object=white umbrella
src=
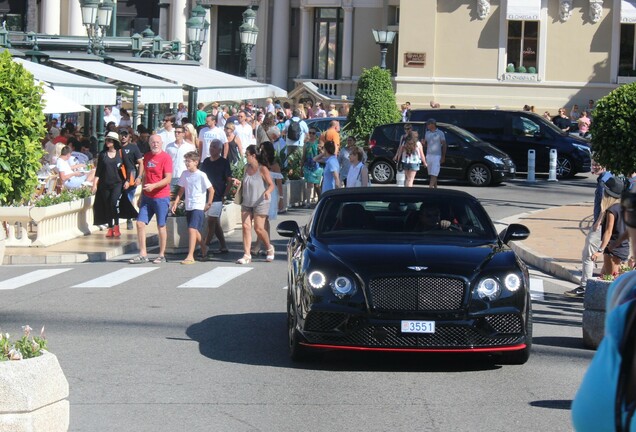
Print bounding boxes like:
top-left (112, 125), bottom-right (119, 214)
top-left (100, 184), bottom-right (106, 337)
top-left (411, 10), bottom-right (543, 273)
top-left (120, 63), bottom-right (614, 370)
top-left (40, 83), bottom-right (90, 114)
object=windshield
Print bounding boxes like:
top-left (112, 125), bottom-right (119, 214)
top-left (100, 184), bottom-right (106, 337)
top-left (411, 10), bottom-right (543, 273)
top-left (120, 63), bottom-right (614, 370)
top-left (527, 113), bottom-right (565, 136)
top-left (315, 196), bottom-right (497, 241)
top-left (445, 125), bottom-right (482, 143)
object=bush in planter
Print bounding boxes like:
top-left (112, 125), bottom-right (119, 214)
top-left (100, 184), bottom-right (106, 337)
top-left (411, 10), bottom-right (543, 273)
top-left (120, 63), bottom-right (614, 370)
top-left (0, 325), bottom-right (47, 361)
top-left (346, 66), bottom-right (401, 142)
top-left (0, 51), bottom-right (46, 206)
top-left (527, 66), bottom-right (537, 74)
top-left (591, 82), bottom-right (636, 175)
top-left (516, 65), bottom-right (527, 73)
top-left (32, 187), bottom-right (92, 207)
top-left (506, 63), bottom-right (515, 73)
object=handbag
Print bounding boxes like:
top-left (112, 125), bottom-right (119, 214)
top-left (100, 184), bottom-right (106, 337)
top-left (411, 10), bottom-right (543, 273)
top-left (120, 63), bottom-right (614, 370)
top-left (234, 180), bottom-right (243, 205)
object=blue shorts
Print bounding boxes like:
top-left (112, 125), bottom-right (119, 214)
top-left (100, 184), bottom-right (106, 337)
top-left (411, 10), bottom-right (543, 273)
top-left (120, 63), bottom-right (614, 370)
top-left (403, 163), bottom-right (420, 172)
top-left (186, 209), bottom-right (205, 231)
top-left (138, 195), bottom-right (170, 227)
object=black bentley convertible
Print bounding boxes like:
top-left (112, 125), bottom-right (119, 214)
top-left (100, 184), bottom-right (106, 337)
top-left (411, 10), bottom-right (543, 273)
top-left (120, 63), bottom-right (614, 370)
top-left (277, 187), bottom-right (532, 364)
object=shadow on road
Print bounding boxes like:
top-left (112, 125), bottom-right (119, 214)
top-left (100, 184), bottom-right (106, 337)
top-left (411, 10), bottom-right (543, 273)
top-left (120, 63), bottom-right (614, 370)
top-left (185, 313), bottom-right (503, 372)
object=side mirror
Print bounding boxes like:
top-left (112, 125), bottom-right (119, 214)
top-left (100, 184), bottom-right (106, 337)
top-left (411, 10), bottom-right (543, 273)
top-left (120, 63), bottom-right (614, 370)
top-left (277, 220), bottom-right (301, 238)
top-left (500, 223), bottom-right (530, 244)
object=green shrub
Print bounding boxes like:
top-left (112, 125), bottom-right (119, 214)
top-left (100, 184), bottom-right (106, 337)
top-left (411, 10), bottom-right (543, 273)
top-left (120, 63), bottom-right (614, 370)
top-left (516, 66), bottom-right (527, 73)
top-left (346, 66), bottom-right (401, 141)
top-left (527, 66), bottom-right (537, 74)
top-left (0, 51), bottom-right (46, 205)
top-left (591, 82), bottom-right (636, 175)
top-left (33, 187), bottom-right (91, 207)
top-left (506, 64), bottom-right (515, 73)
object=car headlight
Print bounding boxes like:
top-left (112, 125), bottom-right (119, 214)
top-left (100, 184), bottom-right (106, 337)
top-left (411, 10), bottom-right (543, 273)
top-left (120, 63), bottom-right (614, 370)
top-left (331, 276), bottom-right (356, 298)
top-left (476, 277), bottom-right (501, 301)
top-left (573, 143), bottom-right (591, 155)
top-left (308, 271), bottom-right (327, 289)
top-left (504, 274), bottom-right (521, 292)
top-left (484, 155), bottom-right (503, 165)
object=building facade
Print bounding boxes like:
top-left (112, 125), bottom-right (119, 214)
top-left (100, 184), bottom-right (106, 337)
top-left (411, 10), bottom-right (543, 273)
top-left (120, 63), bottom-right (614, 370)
top-left (4, 0), bottom-right (634, 111)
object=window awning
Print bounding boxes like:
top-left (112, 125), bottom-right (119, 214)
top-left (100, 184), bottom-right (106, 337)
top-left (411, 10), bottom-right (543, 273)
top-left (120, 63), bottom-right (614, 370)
top-left (40, 82), bottom-right (90, 114)
top-left (506, 0), bottom-right (542, 20)
top-left (622, 0), bottom-right (636, 23)
top-left (13, 58), bottom-right (116, 106)
top-left (52, 59), bottom-right (183, 104)
top-left (117, 62), bottom-right (287, 102)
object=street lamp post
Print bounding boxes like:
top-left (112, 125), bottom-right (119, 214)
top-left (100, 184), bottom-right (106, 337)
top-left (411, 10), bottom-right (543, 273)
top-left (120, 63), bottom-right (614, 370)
top-left (186, 3), bottom-right (209, 62)
top-left (371, 29), bottom-right (397, 70)
top-left (79, 0), bottom-right (114, 56)
top-left (239, 7), bottom-right (258, 79)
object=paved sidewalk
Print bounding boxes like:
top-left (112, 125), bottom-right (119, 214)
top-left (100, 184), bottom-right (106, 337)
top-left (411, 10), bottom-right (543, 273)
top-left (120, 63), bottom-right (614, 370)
top-left (2, 203), bottom-right (594, 286)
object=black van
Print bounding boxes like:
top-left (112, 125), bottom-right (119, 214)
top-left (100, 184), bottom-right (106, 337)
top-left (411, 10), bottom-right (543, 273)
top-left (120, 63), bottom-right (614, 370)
top-left (409, 109), bottom-right (591, 178)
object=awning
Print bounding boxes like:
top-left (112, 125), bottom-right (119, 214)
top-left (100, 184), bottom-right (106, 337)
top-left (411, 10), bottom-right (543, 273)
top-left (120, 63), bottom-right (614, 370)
top-left (622, 0), bottom-right (636, 23)
top-left (52, 59), bottom-right (183, 104)
top-left (506, 0), bottom-right (541, 20)
top-left (40, 83), bottom-right (90, 114)
top-left (118, 62), bottom-right (287, 102)
top-left (13, 58), bottom-right (116, 106)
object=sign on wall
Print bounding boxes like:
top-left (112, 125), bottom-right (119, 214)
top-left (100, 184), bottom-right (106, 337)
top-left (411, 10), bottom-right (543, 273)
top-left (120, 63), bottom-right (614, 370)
top-left (404, 52), bottom-right (426, 68)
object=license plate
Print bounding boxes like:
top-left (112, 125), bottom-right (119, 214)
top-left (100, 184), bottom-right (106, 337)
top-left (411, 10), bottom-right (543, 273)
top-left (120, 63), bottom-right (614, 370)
top-left (401, 320), bottom-right (435, 334)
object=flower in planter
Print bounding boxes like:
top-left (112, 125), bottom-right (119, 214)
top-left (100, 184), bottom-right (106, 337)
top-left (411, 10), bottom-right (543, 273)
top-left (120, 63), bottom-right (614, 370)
top-left (0, 325), bottom-right (48, 361)
top-left (30, 187), bottom-right (92, 207)
top-left (600, 263), bottom-right (634, 281)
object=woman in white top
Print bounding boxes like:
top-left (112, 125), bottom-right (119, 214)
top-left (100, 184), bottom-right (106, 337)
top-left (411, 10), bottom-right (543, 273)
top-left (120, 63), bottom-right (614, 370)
top-left (256, 141), bottom-right (284, 255)
top-left (395, 131), bottom-right (426, 187)
top-left (345, 146), bottom-right (368, 187)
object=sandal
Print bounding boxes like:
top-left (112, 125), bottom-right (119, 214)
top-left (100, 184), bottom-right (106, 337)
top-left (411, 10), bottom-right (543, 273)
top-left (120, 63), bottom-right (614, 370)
top-left (129, 255), bottom-right (149, 264)
top-left (152, 256), bottom-right (167, 264)
top-left (236, 254), bottom-right (252, 265)
top-left (180, 259), bottom-right (196, 265)
top-left (266, 246), bottom-right (275, 262)
top-left (212, 248), bottom-right (229, 254)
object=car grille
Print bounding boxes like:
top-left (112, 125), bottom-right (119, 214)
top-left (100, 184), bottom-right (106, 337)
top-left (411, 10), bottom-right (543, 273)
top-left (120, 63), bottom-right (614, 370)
top-left (369, 276), bottom-right (465, 311)
top-left (484, 314), bottom-right (523, 333)
top-left (306, 325), bottom-right (520, 348)
top-left (305, 312), bottom-right (347, 332)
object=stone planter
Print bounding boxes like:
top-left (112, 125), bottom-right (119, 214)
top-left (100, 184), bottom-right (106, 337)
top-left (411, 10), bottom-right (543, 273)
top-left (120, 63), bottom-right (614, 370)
top-left (582, 278), bottom-right (612, 349)
top-left (0, 351), bottom-right (70, 431)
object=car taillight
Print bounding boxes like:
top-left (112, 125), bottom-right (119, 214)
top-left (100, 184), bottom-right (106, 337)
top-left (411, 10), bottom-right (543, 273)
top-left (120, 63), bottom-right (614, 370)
top-left (369, 139), bottom-right (376, 149)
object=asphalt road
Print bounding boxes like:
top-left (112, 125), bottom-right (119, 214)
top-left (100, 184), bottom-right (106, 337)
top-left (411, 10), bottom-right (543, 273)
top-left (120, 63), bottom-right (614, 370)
top-left (0, 174), bottom-right (596, 432)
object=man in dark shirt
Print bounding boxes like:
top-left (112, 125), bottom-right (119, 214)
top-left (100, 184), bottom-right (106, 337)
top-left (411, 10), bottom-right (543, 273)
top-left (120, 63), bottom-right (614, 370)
top-left (199, 138), bottom-right (233, 255)
top-left (552, 107), bottom-right (571, 132)
top-left (121, 129), bottom-right (144, 230)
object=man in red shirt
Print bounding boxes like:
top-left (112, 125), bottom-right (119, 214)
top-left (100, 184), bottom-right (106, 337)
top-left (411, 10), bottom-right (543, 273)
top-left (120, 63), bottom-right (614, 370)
top-left (130, 134), bottom-right (173, 264)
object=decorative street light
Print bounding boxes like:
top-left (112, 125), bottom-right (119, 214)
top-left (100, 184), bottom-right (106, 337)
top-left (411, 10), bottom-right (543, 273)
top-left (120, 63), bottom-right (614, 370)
top-left (239, 7), bottom-right (259, 79)
top-left (371, 29), bottom-right (397, 70)
top-left (79, 0), bottom-right (114, 56)
top-left (186, 3), bottom-right (209, 62)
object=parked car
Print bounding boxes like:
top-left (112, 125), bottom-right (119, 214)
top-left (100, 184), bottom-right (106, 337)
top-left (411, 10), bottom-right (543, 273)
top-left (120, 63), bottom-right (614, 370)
top-left (409, 109), bottom-right (591, 178)
top-left (304, 116), bottom-right (348, 135)
top-left (367, 122), bottom-right (516, 186)
top-left (277, 187), bottom-right (532, 364)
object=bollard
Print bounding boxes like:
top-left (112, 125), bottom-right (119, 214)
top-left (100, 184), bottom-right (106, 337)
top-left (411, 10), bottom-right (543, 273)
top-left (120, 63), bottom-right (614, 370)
top-left (526, 149), bottom-right (536, 183)
top-left (396, 169), bottom-right (405, 187)
top-left (548, 149), bottom-right (558, 181)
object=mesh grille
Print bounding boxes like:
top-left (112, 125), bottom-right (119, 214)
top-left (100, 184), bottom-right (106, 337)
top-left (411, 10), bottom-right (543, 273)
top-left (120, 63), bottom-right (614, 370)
top-left (369, 276), bottom-right (465, 311)
top-left (304, 312), bottom-right (347, 332)
top-left (484, 314), bottom-right (523, 333)
top-left (307, 325), bottom-right (520, 348)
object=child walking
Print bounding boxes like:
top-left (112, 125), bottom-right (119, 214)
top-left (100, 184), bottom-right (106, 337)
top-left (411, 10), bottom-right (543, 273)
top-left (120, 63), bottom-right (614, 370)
top-left (171, 151), bottom-right (214, 264)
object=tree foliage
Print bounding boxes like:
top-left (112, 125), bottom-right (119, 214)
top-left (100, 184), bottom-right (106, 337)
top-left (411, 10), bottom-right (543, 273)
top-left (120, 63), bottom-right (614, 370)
top-left (591, 83), bottom-right (636, 176)
top-left (346, 66), bottom-right (401, 141)
top-left (0, 51), bottom-right (46, 205)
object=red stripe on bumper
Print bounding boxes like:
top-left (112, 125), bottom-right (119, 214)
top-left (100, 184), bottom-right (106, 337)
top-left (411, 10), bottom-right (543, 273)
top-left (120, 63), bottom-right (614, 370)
top-left (299, 343), bottom-right (527, 353)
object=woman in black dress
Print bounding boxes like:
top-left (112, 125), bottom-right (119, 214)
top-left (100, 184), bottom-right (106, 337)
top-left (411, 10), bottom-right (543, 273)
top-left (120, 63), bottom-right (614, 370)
top-left (92, 132), bottom-right (137, 237)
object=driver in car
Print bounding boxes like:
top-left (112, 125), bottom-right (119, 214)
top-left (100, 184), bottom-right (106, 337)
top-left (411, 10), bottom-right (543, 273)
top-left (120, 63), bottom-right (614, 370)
top-left (413, 203), bottom-right (455, 231)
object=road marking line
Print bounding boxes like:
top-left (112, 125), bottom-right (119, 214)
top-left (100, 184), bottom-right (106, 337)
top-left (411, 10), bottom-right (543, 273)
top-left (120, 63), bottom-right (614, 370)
top-left (178, 266), bottom-right (252, 288)
top-left (72, 267), bottom-right (158, 288)
top-left (0, 268), bottom-right (73, 290)
top-left (530, 277), bottom-right (544, 300)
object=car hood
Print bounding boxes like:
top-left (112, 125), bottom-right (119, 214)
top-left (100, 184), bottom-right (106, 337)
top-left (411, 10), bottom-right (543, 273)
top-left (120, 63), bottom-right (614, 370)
top-left (472, 141), bottom-right (511, 160)
top-left (324, 242), bottom-right (500, 278)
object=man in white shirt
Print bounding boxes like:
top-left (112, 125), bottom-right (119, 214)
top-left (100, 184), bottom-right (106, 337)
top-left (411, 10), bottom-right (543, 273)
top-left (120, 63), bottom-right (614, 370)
top-left (265, 98), bottom-right (275, 114)
top-left (284, 108), bottom-right (309, 155)
top-left (157, 114), bottom-right (176, 151)
top-left (55, 145), bottom-right (96, 189)
top-left (175, 103), bottom-right (188, 126)
top-left (198, 114), bottom-right (227, 161)
top-left (234, 110), bottom-right (254, 151)
top-left (103, 106), bottom-right (119, 127)
top-left (166, 124), bottom-right (197, 189)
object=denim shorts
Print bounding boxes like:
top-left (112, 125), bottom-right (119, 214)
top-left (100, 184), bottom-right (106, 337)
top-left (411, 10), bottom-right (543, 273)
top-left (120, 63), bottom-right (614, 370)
top-left (138, 195), bottom-right (170, 227)
top-left (186, 209), bottom-right (205, 231)
top-left (402, 163), bottom-right (420, 172)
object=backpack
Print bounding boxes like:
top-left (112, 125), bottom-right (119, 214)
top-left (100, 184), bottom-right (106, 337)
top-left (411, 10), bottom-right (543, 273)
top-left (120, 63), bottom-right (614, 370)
top-left (287, 119), bottom-right (301, 141)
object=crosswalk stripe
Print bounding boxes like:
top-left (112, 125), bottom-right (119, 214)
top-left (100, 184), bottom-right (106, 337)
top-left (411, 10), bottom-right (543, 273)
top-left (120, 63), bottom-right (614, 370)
top-left (0, 268), bottom-right (73, 290)
top-left (178, 266), bottom-right (252, 288)
top-left (530, 277), bottom-right (544, 300)
top-left (72, 267), bottom-right (158, 288)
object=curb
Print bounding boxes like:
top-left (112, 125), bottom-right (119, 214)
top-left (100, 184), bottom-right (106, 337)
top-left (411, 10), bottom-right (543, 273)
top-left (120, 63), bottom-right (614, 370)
top-left (496, 211), bottom-right (581, 285)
